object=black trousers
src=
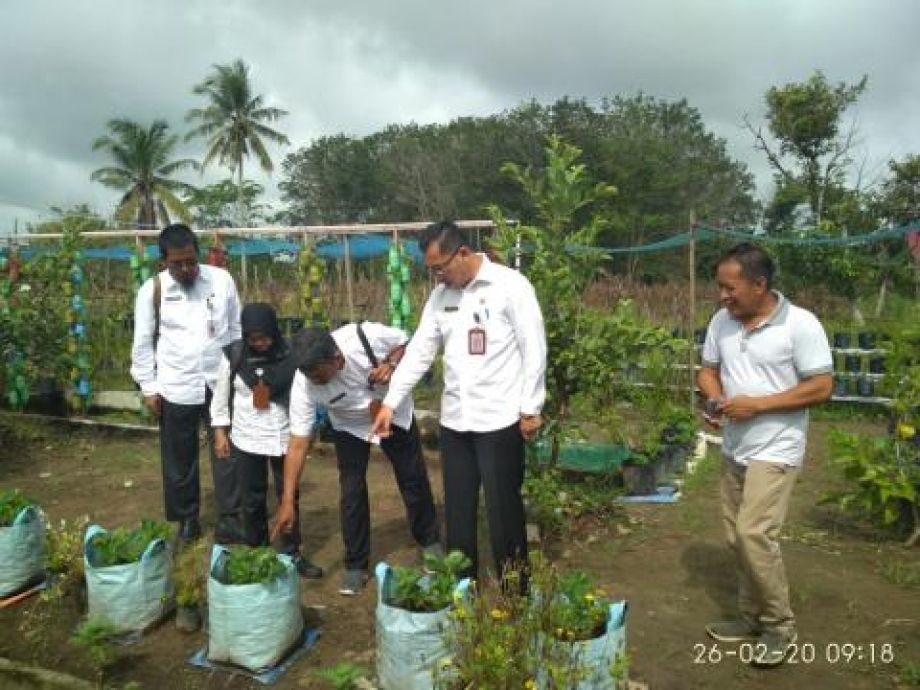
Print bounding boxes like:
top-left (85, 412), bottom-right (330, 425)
top-left (440, 422), bottom-right (527, 580)
top-left (159, 390), bottom-right (239, 526)
top-left (233, 445), bottom-right (301, 554)
top-left (333, 419), bottom-right (439, 570)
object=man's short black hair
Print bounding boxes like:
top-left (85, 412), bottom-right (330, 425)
top-left (291, 327), bottom-right (340, 372)
top-left (716, 242), bottom-right (775, 288)
top-left (158, 224), bottom-right (199, 258)
top-left (418, 220), bottom-right (468, 255)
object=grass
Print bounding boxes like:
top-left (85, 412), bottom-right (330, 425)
top-left (879, 556), bottom-right (920, 589)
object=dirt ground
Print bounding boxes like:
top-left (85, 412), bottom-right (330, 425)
top-left (0, 413), bottom-right (918, 689)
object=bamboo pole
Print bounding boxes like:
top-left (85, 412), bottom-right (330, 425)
top-left (344, 234), bottom-right (355, 322)
top-left (688, 213), bottom-right (697, 411)
top-left (22, 220), bottom-right (496, 241)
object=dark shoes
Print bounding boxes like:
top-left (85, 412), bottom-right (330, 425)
top-left (179, 517), bottom-right (202, 544)
top-left (338, 569), bottom-right (370, 595)
top-left (706, 619), bottom-right (759, 642)
top-left (752, 629), bottom-right (798, 668)
top-left (291, 554), bottom-right (324, 579)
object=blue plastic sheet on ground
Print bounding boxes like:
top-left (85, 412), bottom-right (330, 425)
top-left (616, 488), bottom-right (681, 504)
top-left (188, 626), bottom-right (321, 685)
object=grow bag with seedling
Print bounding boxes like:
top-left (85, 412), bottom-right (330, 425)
top-left (0, 491), bottom-right (46, 597)
top-left (375, 553), bottom-right (471, 690)
top-left (539, 599), bottom-right (629, 690)
top-left (83, 522), bottom-right (174, 634)
top-left (207, 545), bottom-right (303, 673)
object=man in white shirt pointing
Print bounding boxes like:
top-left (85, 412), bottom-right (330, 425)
top-left (273, 323), bottom-right (441, 595)
top-left (370, 221), bottom-right (547, 581)
top-left (130, 224), bottom-right (242, 544)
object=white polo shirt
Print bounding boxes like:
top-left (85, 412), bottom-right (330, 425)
top-left (701, 292), bottom-right (832, 467)
top-left (383, 255), bottom-right (547, 433)
top-left (131, 265), bottom-right (242, 405)
top-left (289, 322), bottom-right (413, 442)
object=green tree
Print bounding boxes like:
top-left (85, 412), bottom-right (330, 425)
top-left (185, 178), bottom-right (268, 228)
top-left (878, 154), bottom-right (920, 225)
top-left (186, 58), bottom-right (289, 225)
top-left (488, 137), bottom-right (613, 459)
top-left (279, 134), bottom-right (383, 224)
top-left (748, 70), bottom-right (868, 226)
top-left (596, 94), bottom-right (757, 279)
top-left (91, 119), bottom-right (198, 228)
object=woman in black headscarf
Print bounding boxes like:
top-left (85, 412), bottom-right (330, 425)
top-left (210, 303), bottom-right (322, 579)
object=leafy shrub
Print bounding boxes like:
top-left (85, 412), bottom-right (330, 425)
top-left (174, 540), bottom-right (207, 606)
top-left (90, 520), bottom-right (172, 566)
top-left (436, 552), bottom-right (624, 689)
top-left (522, 464), bottom-right (618, 536)
top-left (389, 550), bottom-right (471, 612)
top-left (70, 618), bottom-right (121, 683)
top-left (548, 570), bottom-right (612, 642)
top-left (0, 489), bottom-right (34, 526)
top-left (222, 545), bottom-right (286, 585)
top-left (316, 662), bottom-right (370, 689)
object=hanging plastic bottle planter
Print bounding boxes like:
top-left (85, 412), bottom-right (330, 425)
top-left (1, 254), bottom-right (29, 411)
top-left (387, 239), bottom-right (412, 329)
top-left (298, 245), bottom-right (327, 327)
top-left (68, 250), bottom-right (92, 413)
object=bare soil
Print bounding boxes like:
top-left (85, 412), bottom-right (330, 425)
top-left (0, 413), bottom-right (917, 689)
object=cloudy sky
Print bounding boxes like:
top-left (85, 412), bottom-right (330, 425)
top-left (1, 0), bottom-right (918, 234)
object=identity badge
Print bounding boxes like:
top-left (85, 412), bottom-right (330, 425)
top-left (468, 327), bottom-right (487, 355)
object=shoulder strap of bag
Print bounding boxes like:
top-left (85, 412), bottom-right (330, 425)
top-left (152, 273), bottom-right (161, 351)
top-left (355, 322), bottom-right (378, 368)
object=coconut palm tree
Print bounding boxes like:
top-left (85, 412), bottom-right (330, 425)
top-left (91, 118), bottom-right (199, 228)
top-left (185, 59), bottom-right (290, 225)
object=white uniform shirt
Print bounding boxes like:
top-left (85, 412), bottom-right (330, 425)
top-left (289, 323), bottom-right (413, 441)
top-left (701, 292), bottom-right (833, 467)
top-left (383, 255), bottom-right (547, 433)
top-left (209, 354), bottom-right (291, 457)
top-left (130, 265), bottom-right (242, 405)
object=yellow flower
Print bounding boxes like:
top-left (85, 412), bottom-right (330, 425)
top-left (584, 593), bottom-right (595, 602)
top-left (490, 608), bottom-right (509, 621)
top-left (524, 679), bottom-right (537, 690)
top-left (898, 423), bottom-right (916, 440)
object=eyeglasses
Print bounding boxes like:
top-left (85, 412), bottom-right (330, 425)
top-left (166, 258), bottom-right (198, 271)
top-left (427, 247), bottom-right (461, 276)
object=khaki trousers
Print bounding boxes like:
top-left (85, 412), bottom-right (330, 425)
top-left (721, 457), bottom-right (799, 633)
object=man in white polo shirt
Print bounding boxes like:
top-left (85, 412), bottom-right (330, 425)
top-left (698, 242), bottom-right (833, 667)
top-left (370, 220), bottom-right (547, 583)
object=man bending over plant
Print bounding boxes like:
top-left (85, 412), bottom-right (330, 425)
top-left (272, 323), bottom-right (441, 596)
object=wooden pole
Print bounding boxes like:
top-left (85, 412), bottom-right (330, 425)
top-left (344, 234), bottom-right (355, 322)
top-left (688, 212), bottom-right (697, 411)
top-left (241, 244), bottom-right (248, 301)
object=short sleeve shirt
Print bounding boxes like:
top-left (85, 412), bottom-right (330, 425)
top-left (701, 292), bottom-right (833, 466)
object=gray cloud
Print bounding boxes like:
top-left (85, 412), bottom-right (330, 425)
top-left (1, 0), bottom-right (918, 232)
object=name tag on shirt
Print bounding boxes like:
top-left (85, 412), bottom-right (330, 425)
top-left (468, 327), bottom-right (487, 355)
top-left (252, 381), bottom-right (271, 409)
top-left (444, 306), bottom-right (459, 312)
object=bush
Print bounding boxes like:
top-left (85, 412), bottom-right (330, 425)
top-left (0, 489), bottom-right (34, 526)
top-left (388, 550), bottom-right (471, 613)
top-left (89, 520), bottom-right (172, 566)
top-left (221, 546), bottom-right (286, 585)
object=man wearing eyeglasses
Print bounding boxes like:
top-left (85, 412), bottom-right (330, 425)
top-left (698, 242), bottom-right (832, 667)
top-left (370, 221), bottom-right (547, 582)
top-left (131, 224), bottom-right (242, 544)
